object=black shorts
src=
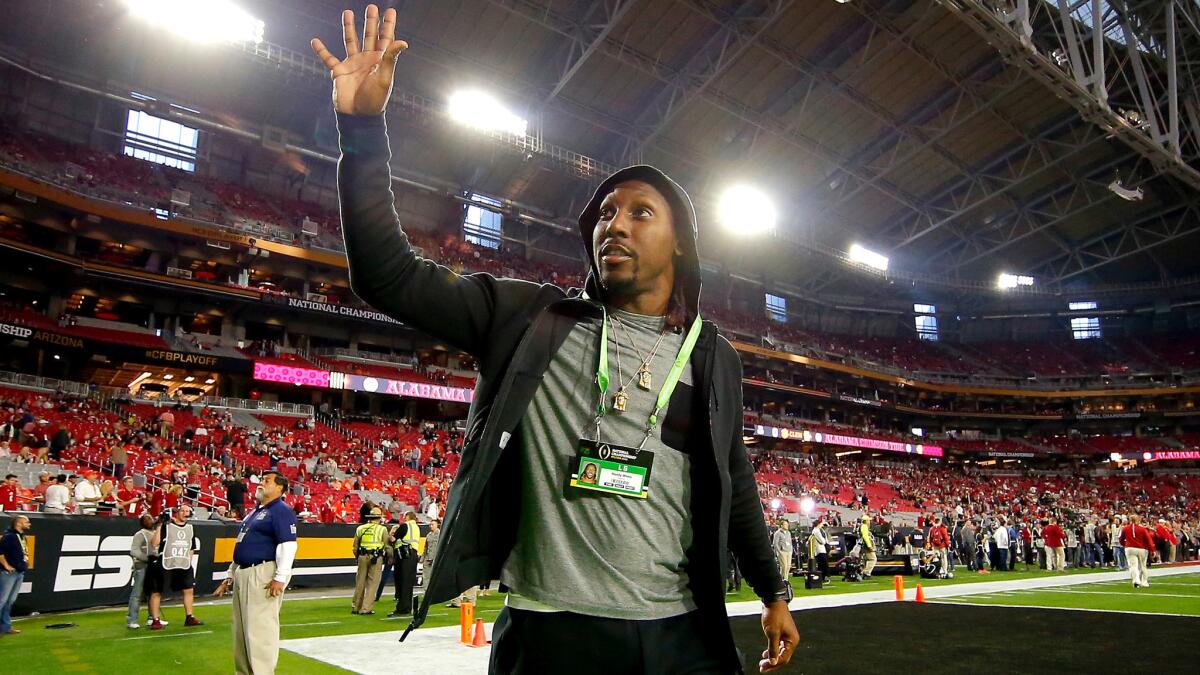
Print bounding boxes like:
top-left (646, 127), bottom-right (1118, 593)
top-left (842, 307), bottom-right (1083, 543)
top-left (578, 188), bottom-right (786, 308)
top-left (145, 562), bottom-right (195, 593)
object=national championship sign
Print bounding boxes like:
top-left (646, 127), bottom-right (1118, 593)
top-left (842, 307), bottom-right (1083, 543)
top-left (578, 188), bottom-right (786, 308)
top-left (274, 296), bottom-right (404, 326)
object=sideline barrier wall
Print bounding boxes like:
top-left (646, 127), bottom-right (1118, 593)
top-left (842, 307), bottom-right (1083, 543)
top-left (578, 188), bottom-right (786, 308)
top-left (11, 514), bottom-right (364, 615)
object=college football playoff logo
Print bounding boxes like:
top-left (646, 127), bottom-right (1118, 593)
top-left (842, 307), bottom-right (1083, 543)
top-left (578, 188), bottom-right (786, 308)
top-left (598, 444), bottom-right (611, 460)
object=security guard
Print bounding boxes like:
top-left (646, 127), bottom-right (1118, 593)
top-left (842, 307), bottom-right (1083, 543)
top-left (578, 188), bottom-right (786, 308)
top-left (213, 470), bottom-right (298, 675)
top-left (352, 508), bottom-right (388, 614)
top-left (388, 511), bottom-right (420, 618)
top-left (859, 514), bottom-right (877, 578)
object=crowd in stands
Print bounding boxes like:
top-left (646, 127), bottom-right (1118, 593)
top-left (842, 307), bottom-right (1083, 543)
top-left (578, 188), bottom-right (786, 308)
top-left (9, 125), bottom-right (1200, 385)
top-left (0, 387), bottom-right (460, 525)
top-left (753, 453), bottom-right (1198, 562)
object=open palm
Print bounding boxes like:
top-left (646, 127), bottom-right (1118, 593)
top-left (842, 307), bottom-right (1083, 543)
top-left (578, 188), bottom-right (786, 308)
top-left (310, 5), bottom-right (408, 116)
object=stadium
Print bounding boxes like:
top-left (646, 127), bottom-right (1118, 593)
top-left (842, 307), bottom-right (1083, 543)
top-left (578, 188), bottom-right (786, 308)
top-left (0, 0), bottom-right (1198, 673)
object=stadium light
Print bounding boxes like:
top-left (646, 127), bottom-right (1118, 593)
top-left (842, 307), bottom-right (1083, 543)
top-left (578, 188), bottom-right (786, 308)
top-left (448, 90), bottom-right (528, 136)
top-left (799, 496), bottom-right (815, 514)
top-left (997, 272), bottom-right (1034, 289)
top-left (717, 185), bottom-right (777, 235)
top-left (123, 0), bottom-right (264, 44)
top-left (770, 497), bottom-right (782, 511)
top-left (848, 243), bottom-right (888, 272)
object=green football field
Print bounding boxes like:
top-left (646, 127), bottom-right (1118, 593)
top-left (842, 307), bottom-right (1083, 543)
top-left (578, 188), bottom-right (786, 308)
top-left (934, 571), bottom-right (1200, 616)
top-left (4, 567), bottom-right (1193, 674)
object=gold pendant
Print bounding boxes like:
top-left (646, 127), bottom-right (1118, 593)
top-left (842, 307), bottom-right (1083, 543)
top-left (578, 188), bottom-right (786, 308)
top-left (613, 390), bottom-right (629, 412)
top-left (637, 367), bottom-right (652, 390)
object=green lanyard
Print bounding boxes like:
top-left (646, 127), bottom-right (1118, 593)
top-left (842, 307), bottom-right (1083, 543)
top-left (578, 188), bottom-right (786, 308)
top-left (588, 296), bottom-right (702, 449)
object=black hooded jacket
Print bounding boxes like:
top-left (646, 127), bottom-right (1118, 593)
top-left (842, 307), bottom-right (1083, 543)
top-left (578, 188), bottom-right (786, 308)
top-left (336, 114), bottom-right (787, 667)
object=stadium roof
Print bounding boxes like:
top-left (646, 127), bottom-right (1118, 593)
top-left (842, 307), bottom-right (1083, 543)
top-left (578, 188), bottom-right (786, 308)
top-left (3, 0), bottom-right (1199, 300)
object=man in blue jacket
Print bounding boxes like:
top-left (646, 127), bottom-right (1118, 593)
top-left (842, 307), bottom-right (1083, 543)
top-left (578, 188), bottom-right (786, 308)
top-left (0, 514), bottom-right (30, 635)
top-left (311, 6), bottom-right (799, 672)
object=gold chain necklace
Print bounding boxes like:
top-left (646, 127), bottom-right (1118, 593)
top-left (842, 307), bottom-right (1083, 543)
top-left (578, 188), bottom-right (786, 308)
top-left (611, 313), bottom-right (668, 392)
top-left (607, 314), bottom-right (664, 411)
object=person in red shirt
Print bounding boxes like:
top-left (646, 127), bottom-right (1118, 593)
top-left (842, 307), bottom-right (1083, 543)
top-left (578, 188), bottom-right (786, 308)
top-left (147, 482), bottom-right (168, 518)
top-left (1119, 515), bottom-right (1156, 588)
top-left (1042, 518), bottom-right (1066, 571)
top-left (0, 475), bottom-right (19, 512)
top-left (1153, 519), bottom-right (1178, 564)
top-left (928, 517), bottom-right (951, 576)
top-left (116, 476), bottom-right (144, 517)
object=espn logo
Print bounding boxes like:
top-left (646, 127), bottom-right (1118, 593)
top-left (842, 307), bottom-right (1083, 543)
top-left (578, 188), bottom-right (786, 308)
top-left (54, 535), bottom-right (133, 592)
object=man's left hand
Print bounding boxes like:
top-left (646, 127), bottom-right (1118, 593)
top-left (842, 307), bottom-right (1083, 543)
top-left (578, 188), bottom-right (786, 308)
top-left (266, 580), bottom-right (285, 597)
top-left (759, 599), bottom-right (798, 672)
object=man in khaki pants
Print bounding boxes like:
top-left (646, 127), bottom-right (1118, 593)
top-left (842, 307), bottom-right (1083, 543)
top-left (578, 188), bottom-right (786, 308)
top-left (772, 520), bottom-right (793, 580)
top-left (352, 508), bottom-right (388, 614)
top-left (214, 471), bottom-right (299, 674)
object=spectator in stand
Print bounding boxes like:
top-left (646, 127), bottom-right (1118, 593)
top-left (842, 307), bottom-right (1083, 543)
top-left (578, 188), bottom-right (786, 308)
top-left (1120, 515), bottom-right (1156, 588)
top-left (223, 472), bottom-right (248, 519)
top-left (44, 474), bottom-right (70, 514)
top-left (0, 475), bottom-right (18, 512)
top-left (127, 514), bottom-right (156, 629)
top-left (110, 439), bottom-right (128, 480)
top-left (49, 425), bottom-right (70, 461)
top-left (208, 505), bottom-right (239, 523)
top-left (74, 472), bottom-right (102, 515)
top-left (32, 472), bottom-right (51, 510)
top-left (0, 514), bottom-right (31, 635)
top-left (1042, 518), bottom-right (1066, 571)
top-left (117, 476), bottom-right (144, 517)
top-left (158, 410), bottom-right (174, 438)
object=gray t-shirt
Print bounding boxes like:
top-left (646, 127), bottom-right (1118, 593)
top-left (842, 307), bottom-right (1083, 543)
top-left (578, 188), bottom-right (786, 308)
top-left (499, 307), bottom-right (697, 620)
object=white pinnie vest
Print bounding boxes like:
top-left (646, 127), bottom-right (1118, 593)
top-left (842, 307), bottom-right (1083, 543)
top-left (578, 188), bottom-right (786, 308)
top-left (162, 521), bottom-right (195, 570)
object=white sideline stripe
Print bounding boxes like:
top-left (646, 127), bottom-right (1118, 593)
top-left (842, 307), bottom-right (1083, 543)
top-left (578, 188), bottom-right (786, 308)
top-left (931, 601), bottom-right (1198, 619)
top-left (281, 565), bottom-right (1200, 675)
top-left (122, 630), bottom-right (214, 641)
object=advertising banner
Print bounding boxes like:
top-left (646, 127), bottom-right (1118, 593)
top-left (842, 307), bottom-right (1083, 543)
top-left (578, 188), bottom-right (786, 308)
top-left (12, 514), bottom-right (369, 615)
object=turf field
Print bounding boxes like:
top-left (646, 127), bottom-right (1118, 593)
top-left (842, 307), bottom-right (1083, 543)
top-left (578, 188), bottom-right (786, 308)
top-left (5, 567), bottom-right (1195, 674)
top-left (935, 571), bottom-right (1200, 616)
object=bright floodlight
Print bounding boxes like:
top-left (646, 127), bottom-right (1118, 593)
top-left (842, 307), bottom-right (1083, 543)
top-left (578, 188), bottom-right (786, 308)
top-left (998, 273), bottom-right (1034, 289)
top-left (717, 185), bottom-right (777, 235)
top-left (448, 90), bottom-right (528, 136)
top-left (799, 496), bottom-right (815, 514)
top-left (124, 0), bottom-right (264, 44)
top-left (848, 243), bottom-right (888, 271)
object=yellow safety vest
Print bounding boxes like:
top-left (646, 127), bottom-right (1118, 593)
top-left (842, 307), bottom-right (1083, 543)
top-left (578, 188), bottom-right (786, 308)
top-left (356, 522), bottom-right (387, 551)
top-left (400, 521), bottom-right (420, 549)
top-left (860, 522), bottom-right (875, 551)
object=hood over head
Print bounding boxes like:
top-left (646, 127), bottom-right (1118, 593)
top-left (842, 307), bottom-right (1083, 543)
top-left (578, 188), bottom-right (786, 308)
top-left (576, 165), bottom-right (701, 327)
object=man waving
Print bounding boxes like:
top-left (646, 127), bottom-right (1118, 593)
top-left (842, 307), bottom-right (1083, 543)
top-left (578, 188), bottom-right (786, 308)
top-left (312, 7), bottom-right (798, 672)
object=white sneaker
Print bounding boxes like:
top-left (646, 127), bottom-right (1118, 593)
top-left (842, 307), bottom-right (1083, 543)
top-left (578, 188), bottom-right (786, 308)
top-left (127, 622), bottom-right (140, 629)
top-left (146, 618), bottom-right (169, 626)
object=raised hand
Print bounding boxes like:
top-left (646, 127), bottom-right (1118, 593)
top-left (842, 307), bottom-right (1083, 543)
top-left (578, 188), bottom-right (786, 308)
top-left (310, 4), bottom-right (408, 116)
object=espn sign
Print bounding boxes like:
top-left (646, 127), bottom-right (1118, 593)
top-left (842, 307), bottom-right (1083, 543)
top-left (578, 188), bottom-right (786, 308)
top-left (53, 535), bottom-right (133, 592)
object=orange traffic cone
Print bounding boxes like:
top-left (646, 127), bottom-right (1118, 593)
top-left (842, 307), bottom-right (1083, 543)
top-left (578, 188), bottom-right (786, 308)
top-left (459, 602), bottom-right (475, 644)
top-left (915, 584), bottom-right (926, 603)
top-left (470, 618), bottom-right (490, 647)
top-left (893, 575), bottom-right (904, 601)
